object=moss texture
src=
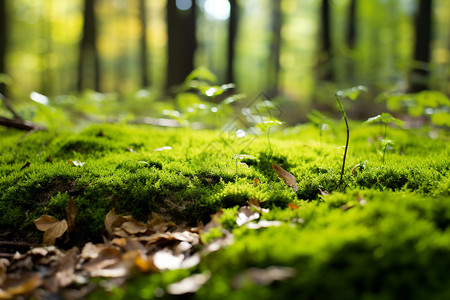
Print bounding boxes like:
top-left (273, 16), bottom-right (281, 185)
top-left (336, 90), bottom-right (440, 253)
top-left (1, 123), bottom-right (449, 298)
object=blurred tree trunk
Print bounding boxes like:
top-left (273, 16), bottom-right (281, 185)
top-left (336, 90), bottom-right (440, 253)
top-left (268, 0), bottom-right (282, 97)
top-left (77, 0), bottom-right (101, 92)
top-left (345, 0), bottom-right (356, 81)
top-left (166, 1), bottom-right (196, 92)
top-left (408, 0), bottom-right (433, 93)
top-left (139, 0), bottom-right (149, 87)
top-left (346, 0), bottom-right (356, 50)
top-left (0, 0), bottom-right (7, 95)
top-left (317, 0), bottom-right (334, 82)
top-left (226, 0), bottom-right (238, 84)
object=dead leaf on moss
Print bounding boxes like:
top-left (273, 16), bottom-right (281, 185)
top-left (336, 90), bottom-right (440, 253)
top-left (68, 160), bottom-right (84, 167)
top-left (236, 206), bottom-right (260, 227)
top-left (202, 208), bottom-right (223, 232)
top-left (356, 194), bottom-right (367, 205)
top-left (232, 266), bottom-right (296, 288)
top-left (272, 164), bottom-right (298, 192)
top-left (248, 198), bottom-right (269, 213)
top-left (246, 220), bottom-right (282, 229)
top-left (167, 272), bottom-right (211, 295)
top-left (319, 188), bottom-right (329, 196)
top-left (253, 178), bottom-right (260, 186)
top-left (288, 203), bottom-right (299, 210)
top-left (34, 215), bottom-right (68, 245)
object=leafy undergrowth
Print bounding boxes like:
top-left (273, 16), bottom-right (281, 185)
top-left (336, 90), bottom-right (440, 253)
top-left (0, 123), bottom-right (449, 299)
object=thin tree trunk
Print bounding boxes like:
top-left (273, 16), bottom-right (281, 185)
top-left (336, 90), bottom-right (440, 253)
top-left (268, 0), bottom-right (282, 97)
top-left (0, 0), bottom-right (7, 95)
top-left (139, 0), bottom-right (149, 87)
top-left (346, 0), bottom-right (356, 50)
top-left (317, 0), bottom-right (333, 82)
top-left (77, 0), bottom-right (100, 92)
top-left (345, 0), bottom-right (356, 83)
top-left (166, 1), bottom-right (197, 92)
top-left (408, 0), bottom-right (433, 93)
top-left (226, 0), bottom-right (238, 84)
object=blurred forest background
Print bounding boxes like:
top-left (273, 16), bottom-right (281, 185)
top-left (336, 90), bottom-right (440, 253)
top-left (0, 0), bottom-right (449, 125)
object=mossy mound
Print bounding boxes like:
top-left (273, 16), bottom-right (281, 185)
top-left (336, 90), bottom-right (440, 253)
top-left (1, 123), bottom-right (449, 298)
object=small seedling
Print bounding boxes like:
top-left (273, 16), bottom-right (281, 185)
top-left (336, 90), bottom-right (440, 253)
top-left (307, 109), bottom-right (333, 146)
top-left (255, 119), bottom-right (284, 154)
top-left (335, 85), bottom-right (367, 185)
top-left (365, 113), bottom-right (402, 163)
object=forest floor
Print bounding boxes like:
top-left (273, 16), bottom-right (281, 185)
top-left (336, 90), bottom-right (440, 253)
top-left (0, 122), bottom-right (449, 299)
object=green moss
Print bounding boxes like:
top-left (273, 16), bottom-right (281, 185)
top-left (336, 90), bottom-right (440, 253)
top-left (1, 122), bottom-right (450, 298)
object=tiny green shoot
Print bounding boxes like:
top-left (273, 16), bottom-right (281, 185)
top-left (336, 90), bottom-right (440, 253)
top-left (335, 85), bottom-right (367, 185)
top-left (365, 113), bottom-right (402, 163)
top-left (307, 109), bottom-right (333, 146)
top-left (255, 119), bottom-right (284, 154)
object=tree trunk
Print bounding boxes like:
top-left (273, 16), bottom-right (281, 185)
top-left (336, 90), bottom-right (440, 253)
top-left (166, 1), bottom-right (197, 92)
top-left (268, 0), bottom-right (282, 97)
top-left (139, 0), bottom-right (149, 87)
top-left (77, 0), bottom-right (101, 92)
top-left (226, 0), bottom-right (238, 84)
top-left (346, 0), bottom-right (356, 50)
top-left (0, 0), bottom-right (7, 96)
top-left (345, 0), bottom-right (357, 82)
top-left (317, 0), bottom-right (334, 82)
top-left (408, 0), bottom-right (433, 93)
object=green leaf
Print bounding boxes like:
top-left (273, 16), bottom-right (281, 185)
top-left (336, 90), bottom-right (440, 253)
top-left (336, 85), bottom-right (367, 101)
top-left (255, 119), bottom-right (284, 133)
top-left (365, 113), bottom-right (402, 126)
top-left (185, 67), bottom-right (217, 83)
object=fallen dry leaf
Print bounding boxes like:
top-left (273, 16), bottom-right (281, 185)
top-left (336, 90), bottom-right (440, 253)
top-left (34, 215), bottom-right (68, 245)
top-left (81, 242), bottom-right (104, 260)
top-left (104, 210), bottom-right (130, 238)
top-left (167, 272), bottom-right (211, 295)
top-left (55, 247), bottom-right (79, 287)
top-left (68, 160), bottom-right (85, 167)
top-left (83, 246), bottom-right (121, 272)
top-left (248, 198), bottom-right (269, 213)
top-left (272, 164), bottom-right (298, 192)
top-left (232, 266), bottom-right (296, 289)
top-left (1, 273), bottom-right (42, 298)
top-left (65, 197), bottom-right (78, 232)
top-left (288, 203), bottom-right (299, 210)
top-left (121, 220), bottom-right (148, 235)
top-left (246, 220), bottom-right (282, 229)
top-left (236, 206), bottom-right (260, 227)
top-left (0, 259), bottom-right (9, 286)
top-left (153, 249), bottom-right (184, 270)
top-left (202, 208), bottom-right (223, 232)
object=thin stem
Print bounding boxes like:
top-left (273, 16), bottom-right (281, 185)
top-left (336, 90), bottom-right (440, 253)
top-left (339, 115), bottom-right (350, 185)
top-left (267, 126), bottom-right (272, 154)
top-left (384, 123), bottom-right (387, 139)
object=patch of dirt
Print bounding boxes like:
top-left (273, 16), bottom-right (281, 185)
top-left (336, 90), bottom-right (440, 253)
top-left (36, 179), bottom-right (79, 206)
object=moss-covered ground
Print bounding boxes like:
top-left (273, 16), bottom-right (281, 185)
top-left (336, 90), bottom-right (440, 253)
top-left (1, 122), bottom-right (449, 299)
